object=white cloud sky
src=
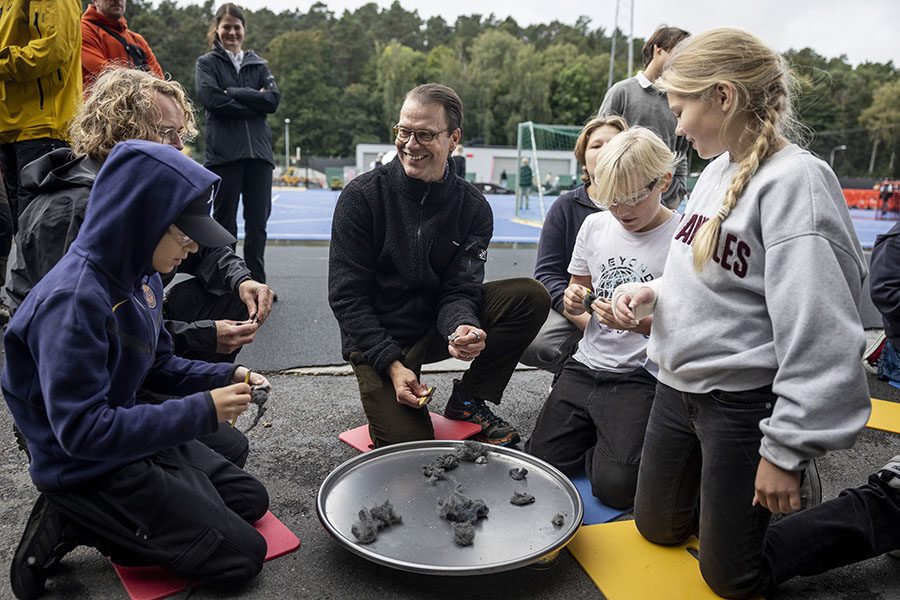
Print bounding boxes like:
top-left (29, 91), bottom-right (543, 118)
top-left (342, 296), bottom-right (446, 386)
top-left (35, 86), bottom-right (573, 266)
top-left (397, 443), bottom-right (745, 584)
top-left (204, 0), bottom-right (900, 66)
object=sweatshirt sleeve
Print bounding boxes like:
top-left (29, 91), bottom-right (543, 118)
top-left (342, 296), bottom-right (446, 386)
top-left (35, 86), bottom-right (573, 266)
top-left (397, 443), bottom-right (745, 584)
top-left (0, 1), bottom-right (81, 82)
top-left (328, 184), bottom-right (405, 375)
top-left (28, 291), bottom-right (220, 462)
top-left (757, 233), bottom-right (870, 471)
top-left (144, 320), bottom-right (234, 395)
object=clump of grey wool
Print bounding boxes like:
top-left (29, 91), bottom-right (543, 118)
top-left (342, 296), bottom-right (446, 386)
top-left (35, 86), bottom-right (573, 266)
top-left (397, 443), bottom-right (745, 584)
top-left (351, 500), bottom-right (402, 544)
top-left (438, 490), bottom-right (489, 523)
top-left (423, 453), bottom-right (460, 483)
top-left (510, 491), bottom-right (535, 506)
top-left (438, 490), bottom-right (489, 546)
top-left (552, 513), bottom-right (565, 526)
top-left (451, 522), bottom-right (476, 546)
top-left (508, 467), bottom-right (527, 480)
top-left (456, 440), bottom-right (488, 462)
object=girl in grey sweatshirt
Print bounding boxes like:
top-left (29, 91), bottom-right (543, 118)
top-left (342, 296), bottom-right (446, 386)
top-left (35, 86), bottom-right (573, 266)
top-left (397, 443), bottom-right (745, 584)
top-left (610, 28), bottom-right (899, 599)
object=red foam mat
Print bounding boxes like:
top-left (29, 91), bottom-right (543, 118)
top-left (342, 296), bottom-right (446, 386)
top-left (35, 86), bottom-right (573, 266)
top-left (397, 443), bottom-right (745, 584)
top-left (339, 412), bottom-right (482, 452)
top-left (112, 510), bottom-right (299, 600)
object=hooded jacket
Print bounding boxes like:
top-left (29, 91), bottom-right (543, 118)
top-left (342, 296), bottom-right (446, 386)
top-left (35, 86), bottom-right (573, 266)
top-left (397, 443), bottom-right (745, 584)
top-left (0, 0), bottom-right (82, 143)
top-left (80, 4), bottom-right (163, 90)
top-left (328, 157), bottom-right (491, 376)
top-left (8, 148), bottom-right (252, 352)
top-left (195, 41), bottom-right (279, 168)
top-left (534, 184), bottom-right (601, 313)
top-left (2, 141), bottom-right (235, 489)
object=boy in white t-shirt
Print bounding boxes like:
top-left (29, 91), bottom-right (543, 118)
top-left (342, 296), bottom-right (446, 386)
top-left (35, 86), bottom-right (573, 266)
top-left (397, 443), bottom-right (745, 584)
top-left (526, 128), bottom-right (679, 509)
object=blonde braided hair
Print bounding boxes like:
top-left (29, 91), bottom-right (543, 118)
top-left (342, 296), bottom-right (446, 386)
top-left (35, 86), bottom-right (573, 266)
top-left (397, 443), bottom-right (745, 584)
top-left (656, 28), bottom-right (800, 271)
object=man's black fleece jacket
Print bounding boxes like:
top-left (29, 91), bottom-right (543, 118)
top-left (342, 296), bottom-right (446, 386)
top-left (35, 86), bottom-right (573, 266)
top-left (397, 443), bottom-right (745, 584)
top-left (328, 157), bottom-right (492, 376)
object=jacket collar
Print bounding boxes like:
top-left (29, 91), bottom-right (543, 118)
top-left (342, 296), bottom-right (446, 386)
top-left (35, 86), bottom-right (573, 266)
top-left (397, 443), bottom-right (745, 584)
top-left (83, 5), bottom-right (128, 31)
top-left (574, 183), bottom-right (600, 209)
top-left (212, 41), bottom-right (267, 66)
top-left (388, 155), bottom-right (454, 203)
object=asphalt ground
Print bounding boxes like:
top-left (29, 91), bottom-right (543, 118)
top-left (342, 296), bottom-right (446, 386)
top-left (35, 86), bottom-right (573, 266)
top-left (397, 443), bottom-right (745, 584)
top-left (1, 242), bottom-right (900, 599)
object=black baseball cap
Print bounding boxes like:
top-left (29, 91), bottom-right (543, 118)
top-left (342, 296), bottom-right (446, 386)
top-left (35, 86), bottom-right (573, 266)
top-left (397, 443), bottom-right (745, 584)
top-left (173, 184), bottom-right (236, 248)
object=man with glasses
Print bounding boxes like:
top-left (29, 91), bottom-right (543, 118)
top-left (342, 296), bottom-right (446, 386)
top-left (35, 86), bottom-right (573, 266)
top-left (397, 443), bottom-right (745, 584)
top-left (8, 68), bottom-right (274, 466)
top-left (329, 83), bottom-right (549, 448)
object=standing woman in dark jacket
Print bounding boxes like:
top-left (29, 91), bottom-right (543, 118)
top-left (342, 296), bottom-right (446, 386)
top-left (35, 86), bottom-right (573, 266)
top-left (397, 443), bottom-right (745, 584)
top-left (195, 3), bottom-right (280, 284)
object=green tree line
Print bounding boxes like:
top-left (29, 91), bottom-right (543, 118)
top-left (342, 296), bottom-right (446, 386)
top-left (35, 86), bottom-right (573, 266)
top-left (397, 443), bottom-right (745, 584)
top-left (92, 0), bottom-right (900, 178)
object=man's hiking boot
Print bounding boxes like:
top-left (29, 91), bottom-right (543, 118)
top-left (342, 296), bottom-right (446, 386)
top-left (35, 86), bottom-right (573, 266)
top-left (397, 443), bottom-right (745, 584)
top-left (11, 495), bottom-right (76, 600)
top-left (443, 380), bottom-right (520, 446)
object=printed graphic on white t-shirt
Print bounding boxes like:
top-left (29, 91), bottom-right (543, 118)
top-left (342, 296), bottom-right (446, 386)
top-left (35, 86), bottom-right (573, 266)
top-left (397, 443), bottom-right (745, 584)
top-left (568, 211), bottom-right (679, 373)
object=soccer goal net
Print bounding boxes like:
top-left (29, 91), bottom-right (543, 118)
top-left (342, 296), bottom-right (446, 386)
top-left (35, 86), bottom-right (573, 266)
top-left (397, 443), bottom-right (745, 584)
top-left (514, 122), bottom-right (582, 222)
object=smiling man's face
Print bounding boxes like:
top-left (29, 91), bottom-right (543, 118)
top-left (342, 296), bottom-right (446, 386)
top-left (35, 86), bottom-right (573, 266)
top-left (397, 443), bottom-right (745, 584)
top-left (394, 99), bottom-right (460, 183)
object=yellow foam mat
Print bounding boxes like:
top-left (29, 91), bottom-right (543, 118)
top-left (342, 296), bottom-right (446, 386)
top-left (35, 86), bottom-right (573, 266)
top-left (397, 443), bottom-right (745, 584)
top-left (867, 398), bottom-right (900, 434)
top-left (567, 521), bottom-right (763, 600)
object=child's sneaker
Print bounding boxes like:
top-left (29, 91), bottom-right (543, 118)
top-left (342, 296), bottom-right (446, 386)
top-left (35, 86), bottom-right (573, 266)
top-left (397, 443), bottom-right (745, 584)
top-left (863, 331), bottom-right (887, 374)
top-left (11, 495), bottom-right (76, 600)
top-left (443, 380), bottom-right (520, 446)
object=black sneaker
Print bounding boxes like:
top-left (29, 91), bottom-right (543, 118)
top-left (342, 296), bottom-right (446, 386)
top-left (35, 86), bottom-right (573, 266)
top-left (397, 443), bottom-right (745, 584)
top-left (11, 495), bottom-right (76, 600)
top-left (443, 380), bottom-right (520, 446)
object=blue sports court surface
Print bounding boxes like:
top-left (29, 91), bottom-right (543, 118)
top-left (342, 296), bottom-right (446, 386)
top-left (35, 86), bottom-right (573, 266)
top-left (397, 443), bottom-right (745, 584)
top-left (243, 188), bottom-right (896, 249)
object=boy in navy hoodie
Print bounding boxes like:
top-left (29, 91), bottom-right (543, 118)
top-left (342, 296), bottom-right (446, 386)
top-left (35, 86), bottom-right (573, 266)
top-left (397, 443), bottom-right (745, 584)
top-left (4, 141), bottom-right (271, 599)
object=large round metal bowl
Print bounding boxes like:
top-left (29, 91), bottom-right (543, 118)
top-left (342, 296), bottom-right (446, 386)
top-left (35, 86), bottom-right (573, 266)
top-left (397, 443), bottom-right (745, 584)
top-left (317, 440), bottom-right (584, 575)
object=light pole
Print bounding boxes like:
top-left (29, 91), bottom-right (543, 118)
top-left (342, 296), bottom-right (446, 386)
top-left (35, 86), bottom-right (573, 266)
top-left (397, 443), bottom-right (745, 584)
top-left (284, 118), bottom-right (291, 174)
top-left (829, 144), bottom-right (847, 169)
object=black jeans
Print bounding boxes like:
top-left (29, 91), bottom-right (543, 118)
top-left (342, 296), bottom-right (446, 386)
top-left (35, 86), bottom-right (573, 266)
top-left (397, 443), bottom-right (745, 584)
top-left (164, 277), bottom-right (250, 363)
top-left (350, 278), bottom-right (550, 448)
top-left (526, 359), bottom-right (656, 509)
top-left (40, 440), bottom-right (268, 590)
top-left (635, 382), bottom-right (900, 599)
top-left (208, 160), bottom-right (273, 284)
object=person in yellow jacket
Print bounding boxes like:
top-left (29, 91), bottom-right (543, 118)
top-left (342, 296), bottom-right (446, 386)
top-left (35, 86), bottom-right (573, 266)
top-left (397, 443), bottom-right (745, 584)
top-left (0, 0), bottom-right (82, 220)
top-left (0, 0), bottom-right (81, 323)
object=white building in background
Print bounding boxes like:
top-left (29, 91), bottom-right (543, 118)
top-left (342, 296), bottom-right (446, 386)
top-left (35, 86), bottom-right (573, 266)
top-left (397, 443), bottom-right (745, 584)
top-left (354, 143), bottom-right (577, 187)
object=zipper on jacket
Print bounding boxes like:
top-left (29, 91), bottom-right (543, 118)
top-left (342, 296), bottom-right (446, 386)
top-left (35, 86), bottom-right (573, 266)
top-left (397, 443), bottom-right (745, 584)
top-left (33, 12), bottom-right (45, 109)
top-left (416, 186), bottom-right (429, 282)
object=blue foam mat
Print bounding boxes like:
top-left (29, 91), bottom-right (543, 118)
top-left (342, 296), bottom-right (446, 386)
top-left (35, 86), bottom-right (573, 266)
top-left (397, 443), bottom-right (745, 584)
top-left (569, 474), bottom-right (632, 525)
